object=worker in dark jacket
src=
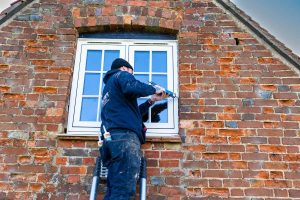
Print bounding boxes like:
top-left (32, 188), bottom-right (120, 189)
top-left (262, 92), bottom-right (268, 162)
top-left (100, 58), bottom-right (166, 200)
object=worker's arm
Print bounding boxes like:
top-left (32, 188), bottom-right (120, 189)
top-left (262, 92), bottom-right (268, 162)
top-left (117, 71), bottom-right (156, 98)
top-left (139, 93), bottom-right (168, 116)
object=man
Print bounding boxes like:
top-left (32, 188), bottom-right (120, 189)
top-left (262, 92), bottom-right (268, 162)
top-left (100, 58), bottom-right (166, 200)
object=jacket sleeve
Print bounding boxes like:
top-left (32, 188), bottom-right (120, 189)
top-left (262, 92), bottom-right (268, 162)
top-left (117, 71), bottom-right (156, 98)
top-left (139, 100), bottom-right (152, 116)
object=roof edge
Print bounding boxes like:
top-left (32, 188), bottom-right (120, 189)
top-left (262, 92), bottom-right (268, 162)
top-left (215, 0), bottom-right (300, 71)
top-left (0, 0), bottom-right (35, 26)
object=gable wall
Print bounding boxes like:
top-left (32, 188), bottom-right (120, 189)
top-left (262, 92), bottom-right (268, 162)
top-left (0, 0), bottom-right (299, 199)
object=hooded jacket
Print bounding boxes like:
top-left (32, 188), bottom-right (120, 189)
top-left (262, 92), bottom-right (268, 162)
top-left (101, 69), bottom-right (156, 143)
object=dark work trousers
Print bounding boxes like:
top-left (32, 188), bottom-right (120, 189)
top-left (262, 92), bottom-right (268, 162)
top-left (102, 131), bottom-right (142, 200)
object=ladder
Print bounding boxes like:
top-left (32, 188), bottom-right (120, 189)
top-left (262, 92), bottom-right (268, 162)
top-left (89, 156), bottom-right (147, 200)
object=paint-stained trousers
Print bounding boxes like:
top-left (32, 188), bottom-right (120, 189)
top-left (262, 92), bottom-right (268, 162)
top-left (101, 131), bottom-right (142, 200)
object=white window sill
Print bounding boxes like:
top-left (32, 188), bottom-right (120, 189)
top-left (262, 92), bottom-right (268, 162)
top-left (57, 133), bottom-right (182, 143)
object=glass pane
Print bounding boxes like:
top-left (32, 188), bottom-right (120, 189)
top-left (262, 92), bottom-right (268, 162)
top-left (135, 74), bottom-right (149, 84)
top-left (151, 99), bottom-right (168, 123)
top-left (152, 51), bottom-right (167, 72)
top-left (134, 51), bottom-right (149, 72)
top-left (83, 73), bottom-right (100, 95)
top-left (86, 50), bottom-right (102, 71)
top-left (101, 73), bottom-right (106, 91)
top-left (80, 98), bottom-right (98, 121)
top-left (104, 50), bottom-right (120, 71)
top-left (152, 74), bottom-right (168, 89)
top-left (98, 99), bottom-right (102, 122)
top-left (138, 98), bottom-right (149, 123)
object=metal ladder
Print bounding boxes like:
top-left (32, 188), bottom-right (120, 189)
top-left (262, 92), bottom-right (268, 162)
top-left (89, 156), bottom-right (147, 200)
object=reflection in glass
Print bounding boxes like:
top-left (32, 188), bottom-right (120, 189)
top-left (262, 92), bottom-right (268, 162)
top-left (152, 74), bottom-right (168, 89)
top-left (141, 100), bottom-right (168, 123)
top-left (98, 99), bottom-right (102, 122)
top-left (104, 50), bottom-right (120, 71)
top-left (138, 98), bottom-right (149, 123)
top-left (152, 51), bottom-right (167, 72)
top-left (80, 98), bottom-right (98, 121)
top-left (102, 73), bottom-right (106, 91)
top-left (86, 50), bottom-right (102, 71)
top-left (135, 74), bottom-right (149, 84)
top-left (83, 73), bottom-right (100, 95)
top-left (151, 100), bottom-right (168, 123)
top-left (134, 51), bottom-right (149, 72)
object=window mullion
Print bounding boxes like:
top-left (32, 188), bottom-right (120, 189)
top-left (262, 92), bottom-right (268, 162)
top-left (149, 50), bottom-right (153, 123)
top-left (96, 50), bottom-right (105, 122)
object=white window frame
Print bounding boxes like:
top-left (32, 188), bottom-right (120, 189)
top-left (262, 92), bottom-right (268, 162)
top-left (67, 38), bottom-right (178, 137)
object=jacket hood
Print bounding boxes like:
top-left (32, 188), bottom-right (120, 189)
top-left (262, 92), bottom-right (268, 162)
top-left (103, 69), bottom-right (120, 84)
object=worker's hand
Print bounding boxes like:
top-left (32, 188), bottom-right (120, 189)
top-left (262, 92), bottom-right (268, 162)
top-left (150, 92), bottom-right (168, 102)
top-left (153, 84), bottom-right (165, 95)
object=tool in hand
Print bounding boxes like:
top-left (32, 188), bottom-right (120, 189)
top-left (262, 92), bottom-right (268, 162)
top-left (148, 81), bottom-right (176, 98)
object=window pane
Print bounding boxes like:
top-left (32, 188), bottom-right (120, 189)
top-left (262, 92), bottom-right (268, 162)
top-left (102, 73), bottom-right (106, 91)
top-left (80, 98), bottom-right (98, 121)
top-left (151, 100), bottom-right (168, 123)
top-left (134, 51), bottom-right (149, 72)
top-left (138, 98), bottom-right (150, 123)
top-left (98, 99), bottom-right (102, 122)
top-left (152, 51), bottom-right (167, 72)
top-left (83, 73), bottom-right (100, 95)
top-left (135, 74), bottom-right (149, 84)
top-left (152, 74), bottom-right (168, 89)
top-left (86, 50), bottom-right (102, 71)
top-left (104, 50), bottom-right (120, 71)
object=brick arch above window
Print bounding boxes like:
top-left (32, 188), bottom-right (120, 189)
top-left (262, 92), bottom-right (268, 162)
top-left (71, 5), bottom-right (183, 34)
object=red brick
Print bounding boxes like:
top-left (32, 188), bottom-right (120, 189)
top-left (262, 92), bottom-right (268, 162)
top-left (0, 86), bottom-right (10, 92)
top-left (159, 186), bottom-right (181, 196)
top-left (61, 166), bottom-right (87, 175)
top-left (274, 189), bottom-right (288, 197)
top-left (231, 188), bottom-right (244, 196)
top-left (34, 156), bottom-right (52, 164)
top-left (182, 161), bottom-right (206, 169)
top-left (270, 171), bottom-right (284, 179)
top-left (202, 136), bottom-right (227, 144)
top-left (33, 86), bottom-right (57, 94)
top-left (161, 151), bottom-right (183, 159)
top-left (245, 188), bottom-right (273, 196)
top-left (285, 172), bottom-right (300, 179)
top-left (203, 153), bottom-right (228, 160)
top-left (258, 57), bottom-right (280, 64)
top-left (263, 162), bottom-right (288, 170)
top-left (203, 188), bottom-right (229, 197)
top-left (82, 157), bottom-right (94, 165)
top-left (18, 165), bottom-right (44, 173)
top-left (67, 175), bottom-right (80, 184)
top-left (31, 59), bottom-right (55, 66)
top-left (219, 129), bottom-right (244, 136)
top-left (29, 183), bottom-right (43, 192)
top-left (159, 160), bottom-right (179, 168)
top-left (260, 145), bottom-right (286, 153)
top-left (224, 179), bottom-right (249, 187)
top-left (147, 168), bottom-right (160, 176)
top-left (289, 190), bottom-right (300, 198)
top-left (186, 144), bottom-right (205, 152)
top-left (3, 93), bottom-right (25, 100)
top-left (147, 159), bottom-right (158, 167)
top-left (56, 157), bottom-right (67, 165)
top-left (144, 150), bottom-right (160, 158)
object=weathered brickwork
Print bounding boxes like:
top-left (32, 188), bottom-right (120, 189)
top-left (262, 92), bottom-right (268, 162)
top-left (0, 0), bottom-right (300, 199)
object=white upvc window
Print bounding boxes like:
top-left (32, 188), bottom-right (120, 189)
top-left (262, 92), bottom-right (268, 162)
top-left (67, 38), bottom-right (178, 137)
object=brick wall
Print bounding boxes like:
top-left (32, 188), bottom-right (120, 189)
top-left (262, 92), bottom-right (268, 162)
top-left (0, 0), bottom-right (300, 199)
